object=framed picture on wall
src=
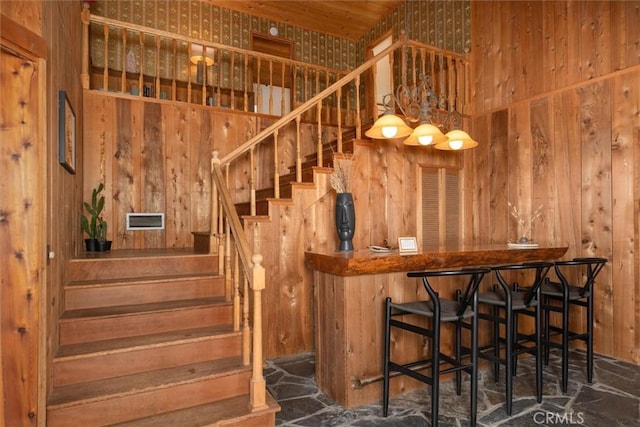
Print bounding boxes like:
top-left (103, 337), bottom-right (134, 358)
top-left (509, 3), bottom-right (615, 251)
top-left (58, 90), bottom-right (76, 174)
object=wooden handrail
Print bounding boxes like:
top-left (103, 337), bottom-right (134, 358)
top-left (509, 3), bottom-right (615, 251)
top-left (220, 37), bottom-right (406, 165)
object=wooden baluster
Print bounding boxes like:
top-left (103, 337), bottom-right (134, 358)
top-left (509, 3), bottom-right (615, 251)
top-left (250, 147), bottom-right (256, 216)
top-left (280, 62), bottom-right (286, 115)
top-left (233, 244), bottom-right (240, 331)
top-left (244, 53), bottom-right (249, 112)
top-left (273, 129), bottom-right (280, 199)
top-left (256, 56), bottom-right (262, 113)
top-left (316, 101), bottom-right (323, 167)
top-left (155, 35), bottom-right (160, 98)
top-left (242, 274), bottom-right (250, 365)
top-left (121, 29), bottom-right (127, 93)
top-left (337, 86), bottom-right (342, 153)
top-left (210, 151), bottom-right (220, 254)
top-left (314, 70), bottom-right (320, 121)
top-left (230, 51), bottom-right (235, 109)
top-left (268, 60), bottom-right (274, 115)
top-left (187, 43), bottom-right (193, 104)
top-left (216, 49), bottom-right (221, 107)
top-left (439, 52), bottom-right (445, 101)
top-left (81, 3), bottom-right (90, 89)
top-left (249, 254), bottom-right (267, 410)
top-left (224, 216), bottom-right (231, 301)
top-left (295, 115), bottom-right (302, 182)
top-left (218, 163), bottom-right (229, 271)
top-left (103, 23), bottom-right (109, 91)
top-left (429, 51), bottom-right (436, 94)
top-left (355, 74), bottom-right (361, 139)
top-left (448, 56), bottom-right (455, 112)
top-left (420, 47), bottom-right (426, 78)
top-left (138, 32), bottom-right (144, 98)
top-left (324, 71), bottom-right (330, 122)
top-left (171, 39), bottom-right (177, 101)
top-left (411, 45), bottom-right (417, 85)
top-left (201, 46), bottom-right (208, 105)
top-left (292, 65), bottom-right (298, 110)
top-left (303, 66), bottom-right (309, 104)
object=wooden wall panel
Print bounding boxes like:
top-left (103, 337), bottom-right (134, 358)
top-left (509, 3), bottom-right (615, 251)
top-left (471, 1), bottom-right (640, 363)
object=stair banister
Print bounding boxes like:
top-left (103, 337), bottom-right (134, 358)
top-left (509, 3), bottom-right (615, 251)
top-left (211, 153), bottom-right (266, 410)
top-left (219, 36), bottom-right (406, 166)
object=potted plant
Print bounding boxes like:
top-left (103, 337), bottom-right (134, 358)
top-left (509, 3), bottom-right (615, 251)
top-left (81, 183), bottom-right (112, 251)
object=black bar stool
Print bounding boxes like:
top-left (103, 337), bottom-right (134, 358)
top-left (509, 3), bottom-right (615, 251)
top-left (477, 262), bottom-right (552, 415)
top-left (382, 267), bottom-right (490, 427)
top-left (542, 257), bottom-right (607, 392)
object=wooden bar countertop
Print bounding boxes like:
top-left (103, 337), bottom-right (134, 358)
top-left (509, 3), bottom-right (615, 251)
top-left (305, 244), bottom-right (569, 276)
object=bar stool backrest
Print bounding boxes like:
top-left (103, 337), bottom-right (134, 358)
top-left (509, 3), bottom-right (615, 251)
top-left (492, 262), bottom-right (553, 305)
top-left (553, 257), bottom-right (608, 297)
top-left (408, 268), bottom-right (490, 317)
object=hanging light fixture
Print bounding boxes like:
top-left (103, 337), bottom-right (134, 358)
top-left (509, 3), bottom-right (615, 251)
top-left (366, 1), bottom-right (477, 151)
top-left (366, 73), bottom-right (477, 150)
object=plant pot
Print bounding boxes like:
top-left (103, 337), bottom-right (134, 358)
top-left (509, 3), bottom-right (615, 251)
top-left (85, 238), bottom-right (112, 252)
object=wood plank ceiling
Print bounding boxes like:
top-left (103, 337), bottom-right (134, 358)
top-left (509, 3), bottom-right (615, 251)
top-left (209, 0), bottom-right (405, 40)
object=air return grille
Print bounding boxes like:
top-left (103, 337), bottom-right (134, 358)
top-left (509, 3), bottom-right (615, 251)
top-left (126, 213), bottom-right (165, 230)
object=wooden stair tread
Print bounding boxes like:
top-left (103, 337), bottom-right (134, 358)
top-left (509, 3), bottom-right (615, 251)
top-left (110, 393), bottom-right (280, 427)
top-left (70, 248), bottom-right (213, 260)
top-left (60, 297), bottom-right (228, 320)
top-left (65, 272), bottom-right (222, 288)
top-left (55, 325), bottom-right (237, 360)
top-left (48, 357), bottom-right (247, 408)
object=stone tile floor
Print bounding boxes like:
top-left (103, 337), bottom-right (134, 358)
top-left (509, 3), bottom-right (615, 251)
top-left (265, 349), bottom-right (639, 426)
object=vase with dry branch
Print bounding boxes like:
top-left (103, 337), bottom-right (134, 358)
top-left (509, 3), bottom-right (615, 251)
top-left (331, 157), bottom-right (355, 251)
top-left (508, 202), bottom-right (543, 244)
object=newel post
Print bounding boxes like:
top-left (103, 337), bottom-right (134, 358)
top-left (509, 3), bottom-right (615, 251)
top-left (81, 3), bottom-right (90, 89)
top-left (249, 253), bottom-right (267, 411)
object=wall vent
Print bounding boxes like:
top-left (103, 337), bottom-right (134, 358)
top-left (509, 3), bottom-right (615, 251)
top-left (126, 213), bottom-right (165, 230)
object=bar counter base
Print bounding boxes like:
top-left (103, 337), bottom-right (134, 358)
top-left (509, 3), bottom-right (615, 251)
top-left (307, 244), bottom-right (569, 408)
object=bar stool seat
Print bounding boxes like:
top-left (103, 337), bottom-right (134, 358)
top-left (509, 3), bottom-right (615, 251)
top-left (382, 267), bottom-right (489, 427)
top-left (542, 257), bottom-right (607, 393)
top-left (477, 262), bottom-right (552, 415)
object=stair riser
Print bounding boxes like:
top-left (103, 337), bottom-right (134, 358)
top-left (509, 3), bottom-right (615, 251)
top-left (64, 277), bottom-right (225, 310)
top-left (54, 333), bottom-right (242, 387)
top-left (214, 413), bottom-right (277, 427)
top-left (67, 254), bottom-right (218, 281)
top-left (59, 305), bottom-right (233, 345)
top-left (47, 370), bottom-right (252, 427)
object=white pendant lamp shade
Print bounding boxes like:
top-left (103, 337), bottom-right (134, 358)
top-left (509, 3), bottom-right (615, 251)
top-left (435, 129), bottom-right (478, 150)
top-left (365, 113), bottom-right (413, 140)
top-left (403, 123), bottom-right (448, 146)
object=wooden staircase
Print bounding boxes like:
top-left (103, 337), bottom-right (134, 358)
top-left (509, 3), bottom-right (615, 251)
top-left (236, 127), bottom-right (359, 217)
top-left (47, 250), bottom-right (279, 426)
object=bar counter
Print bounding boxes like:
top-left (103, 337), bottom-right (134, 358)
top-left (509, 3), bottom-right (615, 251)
top-left (305, 244), bottom-right (568, 408)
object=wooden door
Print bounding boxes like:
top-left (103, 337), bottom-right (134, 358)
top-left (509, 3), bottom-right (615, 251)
top-left (0, 45), bottom-right (45, 425)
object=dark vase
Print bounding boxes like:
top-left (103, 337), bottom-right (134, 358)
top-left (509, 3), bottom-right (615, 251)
top-left (335, 192), bottom-right (355, 251)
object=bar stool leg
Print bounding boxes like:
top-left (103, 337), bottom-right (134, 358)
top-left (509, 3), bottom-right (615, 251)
top-left (505, 305), bottom-right (513, 415)
top-left (492, 305), bottom-right (500, 382)
top-left (561, 293), bottom-right (570, 393)
top-left (513, 312), bottom-right (519, 376)
top-left (587, 293), bottom-right (594, 384)
top-left (470, 296), bottom-right (479, 427)
top-left (543, 294), bottom-right (551, 365)
top-left (535, 295), bottom-right (543, 402)
top-left (431, 316), bottom-right (441, 426)
top-left (382, 298), bottom-right (391, 416)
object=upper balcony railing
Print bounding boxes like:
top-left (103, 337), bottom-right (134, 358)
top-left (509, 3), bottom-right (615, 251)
top-left (82, 8), bottom-right (357, 124)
